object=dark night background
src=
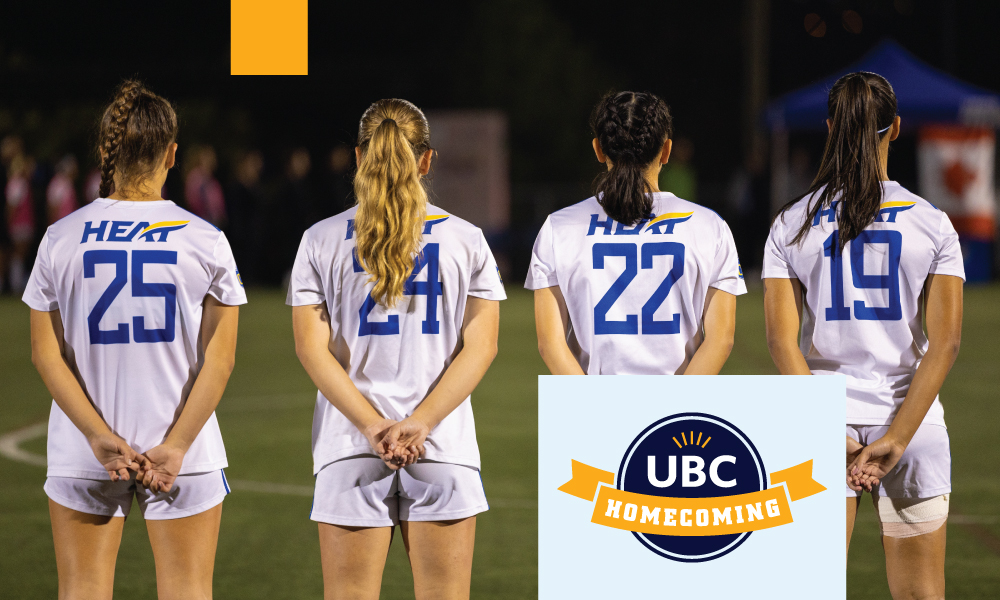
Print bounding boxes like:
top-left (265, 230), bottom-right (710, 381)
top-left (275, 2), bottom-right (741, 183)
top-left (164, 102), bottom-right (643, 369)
top-left (1, 0), bottom-right (998, 284)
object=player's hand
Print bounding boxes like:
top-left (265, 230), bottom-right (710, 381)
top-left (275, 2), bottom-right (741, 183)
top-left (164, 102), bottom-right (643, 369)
top-left (89, 432), bottom-right (144, 482)
top-left (848, 434), bottom-right (905, 489)
top-left (362, 418), bottom-right (401, 468)
top-left (378, 417), bottom-right (429, 468)
top-left (138, 443), bottom-right (186, 493)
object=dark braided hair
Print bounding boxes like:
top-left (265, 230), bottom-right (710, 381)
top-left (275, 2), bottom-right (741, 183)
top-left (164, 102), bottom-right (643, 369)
top-left (778, 72), bottom-right (898, 252)
top-left (590, 91), bottom-right (673, 226)
top-left (97, 80), bottom-right (178, 198)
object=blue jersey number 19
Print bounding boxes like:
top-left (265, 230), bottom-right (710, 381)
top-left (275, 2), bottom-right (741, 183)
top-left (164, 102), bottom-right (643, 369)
top-left (823, 230), bottom-right (902, 321)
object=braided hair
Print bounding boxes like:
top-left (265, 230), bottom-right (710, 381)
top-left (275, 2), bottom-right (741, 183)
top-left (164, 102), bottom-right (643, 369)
top-left (97, 80), bottom-right (178, 198)
top-left (590, 91), bottom-right (673, 226)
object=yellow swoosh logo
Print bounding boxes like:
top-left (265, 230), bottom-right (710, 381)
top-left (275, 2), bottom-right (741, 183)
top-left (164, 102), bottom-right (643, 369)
top-left (879, 201), bottom-right (916, 209)
top-left (645, 212), bottom-right (694, 229)
top-left (139, 220), bottom-right (190, 235)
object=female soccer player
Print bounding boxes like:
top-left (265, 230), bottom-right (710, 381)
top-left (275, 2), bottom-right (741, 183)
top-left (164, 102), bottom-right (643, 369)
top-left (289, 99), bottom-right (505, 600)
top-left (763, 72), bottom-right (963, 598)
top-left (23, 81), bottom-right (246, 599)
top-left (526, 91), bottom-right (746, 375)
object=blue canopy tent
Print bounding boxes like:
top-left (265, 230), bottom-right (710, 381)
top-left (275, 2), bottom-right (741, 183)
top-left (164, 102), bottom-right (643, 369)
top-left (765, 39), bottom-right (1000, 131)
top-left (762, 40), bottom-right (1000, 280)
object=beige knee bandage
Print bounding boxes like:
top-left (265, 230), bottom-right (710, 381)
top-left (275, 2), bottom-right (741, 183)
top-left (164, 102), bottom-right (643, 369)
top-left (874, 494), bottom-right (949, 538)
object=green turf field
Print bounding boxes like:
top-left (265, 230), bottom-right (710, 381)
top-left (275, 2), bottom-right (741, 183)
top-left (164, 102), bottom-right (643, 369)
top-left (1, 286), bottom-right (998, 598)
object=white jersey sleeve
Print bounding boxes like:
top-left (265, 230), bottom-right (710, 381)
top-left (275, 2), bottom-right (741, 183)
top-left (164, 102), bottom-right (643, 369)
top-left (710, 220), bottom-right (746, 294)
top-left (761, 183), bottom-right (964, 427)
top-left (929, 213), bottom-right (965, 278)
top-left (524, 192), bottom-right (746, 374)
top-left (526, 217), bottom-right (558, 290)
top-left (22, 198), bottom-right (247, 479)
top-left (469, 230), bottom-right (507, 300)
top-left (286, 229), bottom-right (326, 306)
top-left (23, 230), bottom-right (58, 311)
top-left (288, 205), bottom-right (505, 474)
top-left (761, 216), bottom-right (796, 279)
top-left (209, 233), bottom-right (248, 305)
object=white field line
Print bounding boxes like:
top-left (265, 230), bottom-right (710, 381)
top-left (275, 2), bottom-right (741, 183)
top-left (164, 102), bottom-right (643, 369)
top-left (0, 423), bottom-right (537, 510)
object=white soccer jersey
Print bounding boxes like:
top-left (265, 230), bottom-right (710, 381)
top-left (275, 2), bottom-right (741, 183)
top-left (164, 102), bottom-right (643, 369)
top-left (762, 182), bottom-right (965, 426)
top-left (22, 198), bottom-right (247, 479)
top-left (524, 192), bottom-right (747, 374)
top-left (286, 205), bottom-right (506, 473)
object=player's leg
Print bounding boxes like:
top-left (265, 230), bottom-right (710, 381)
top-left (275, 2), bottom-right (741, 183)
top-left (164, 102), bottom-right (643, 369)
top-left (142, 470), bottom-right (230, 600)
top-left (882, 522), bottom-right (946, 600)
top-left (311, 456), bottom-right (398, 600)
top-left (45, 475), bottom-right (135, 600)
top-left (846, 495), bottom-right (861, 559)
top-left (397, 461), bottom-right (489, 600)
top-left (49, 500), bottom-right (125, 600)
top-left (401, 518), bottom-right (477, 600)
top-left (872, 423), bottom-right (951, 599)
top-left (318, 523), bottom-right (394, 600)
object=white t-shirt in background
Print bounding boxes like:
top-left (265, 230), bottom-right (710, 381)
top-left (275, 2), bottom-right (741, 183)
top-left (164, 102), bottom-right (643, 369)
top-left (762, 182), bottom-right (965, 426)
top-left (525, 192), bottom-right (747, 375)
top-left (23, 198), bottom-right (247, 479)
top-left (286, 205), bottom-right (506, 474)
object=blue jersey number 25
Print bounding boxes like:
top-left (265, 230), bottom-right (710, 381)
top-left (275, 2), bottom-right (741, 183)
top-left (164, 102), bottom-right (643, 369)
top-left (593, 242), bottom-right (685, 335)
top-left (84, 249), bottom-right (178, 344)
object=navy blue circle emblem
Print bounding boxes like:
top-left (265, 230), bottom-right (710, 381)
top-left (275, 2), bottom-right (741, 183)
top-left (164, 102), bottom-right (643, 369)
top-left (617, 413), bottom-right (766, 562)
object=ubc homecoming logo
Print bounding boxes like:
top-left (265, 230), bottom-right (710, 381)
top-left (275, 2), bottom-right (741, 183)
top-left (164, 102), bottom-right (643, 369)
top-left (558, 413), bottom-right (826, 562)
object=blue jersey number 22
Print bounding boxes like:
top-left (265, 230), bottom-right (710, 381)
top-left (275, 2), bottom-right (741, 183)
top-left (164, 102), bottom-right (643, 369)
top-left (593, 242), bottom-right (685, 335)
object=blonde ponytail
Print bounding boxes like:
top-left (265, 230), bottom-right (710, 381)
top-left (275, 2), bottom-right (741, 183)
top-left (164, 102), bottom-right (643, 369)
top-left (353, 99), bottom-right (431, 307)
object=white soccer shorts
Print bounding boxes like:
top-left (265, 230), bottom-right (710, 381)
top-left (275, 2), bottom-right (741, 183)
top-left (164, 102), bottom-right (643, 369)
top-left (44, 469), bottom-right (230, 520)
top-left (310, 455), bottom-right (489, 527)
top-left (845, 423), bottom-right (951, 498)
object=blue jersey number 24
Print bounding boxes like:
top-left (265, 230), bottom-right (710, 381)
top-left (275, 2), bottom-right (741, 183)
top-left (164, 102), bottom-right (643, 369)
top-left (593, 242), bottom-right (685, 335)
top-left (358, 243), bottom-right (442, 336)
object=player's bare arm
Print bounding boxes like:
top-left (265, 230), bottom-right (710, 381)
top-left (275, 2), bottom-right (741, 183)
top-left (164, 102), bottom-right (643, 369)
top-left (139, 296), bottom-right (240, 493)
top-left (30, 308), bottom-right (145, 481)
top-left (292, 302), bottom-right (400, 467)
top-left (849, 273), bottom-right (962, 480)
top-left (533, 285), bottom-right (585, 375)
top-left (379, 296), bottom-right (500, 461)
top-left (682, 287), bottom-right (736, 375)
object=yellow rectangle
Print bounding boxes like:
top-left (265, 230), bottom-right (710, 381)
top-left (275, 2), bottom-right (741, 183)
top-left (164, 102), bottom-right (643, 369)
top-left (590, 485), bottom-right (792, 537)
top-left (231, 0), bottom-right (308, 75)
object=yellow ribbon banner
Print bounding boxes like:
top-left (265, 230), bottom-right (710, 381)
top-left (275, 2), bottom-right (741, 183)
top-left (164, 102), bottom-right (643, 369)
top-left (559, 459), bottom-right (826, 537)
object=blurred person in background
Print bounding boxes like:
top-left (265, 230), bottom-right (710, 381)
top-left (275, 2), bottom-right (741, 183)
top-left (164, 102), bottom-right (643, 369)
top-left (84, 166), bottom-right (102, 203)
top-left (6, 153), bottom-right (36, 292)
top-left (0, 135), bottom-right (22, 292)
top-left (325, 144), bottom-right (354, 218)
top-left (46, 155), bottom-right (79, 224)
top-left (273, 147), bottom-right (314, 284)
top-left (788, 145), bottom-right (814, 199)
top-left (226, 150), bottom-right (265, 284)
top-left (658, 135), bottom-right (697, 202)
top-left (185, 144), bottom-right (227, 227)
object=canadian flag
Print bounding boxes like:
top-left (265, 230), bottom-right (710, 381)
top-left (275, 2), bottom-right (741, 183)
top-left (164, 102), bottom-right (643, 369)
top-left (918, 126), bottom-right (995, 241)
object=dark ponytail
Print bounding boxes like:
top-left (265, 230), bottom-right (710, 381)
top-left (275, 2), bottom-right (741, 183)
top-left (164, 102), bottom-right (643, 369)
top-left (780, 72), bottom-right (897, 251)
top-left (590, 91), bottom-right (673, 226)
top-left (97, 80), bottom-right (178, 198)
